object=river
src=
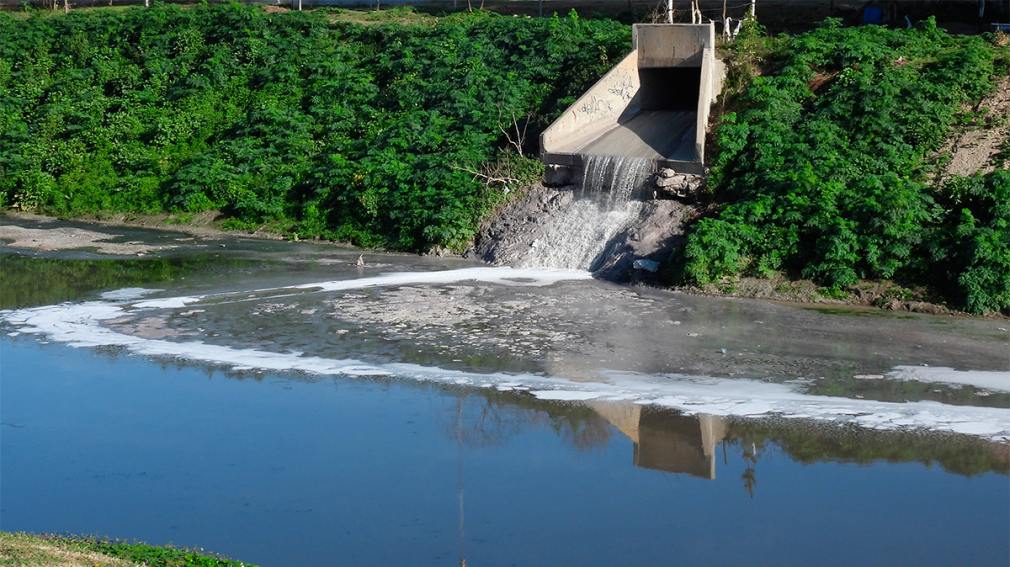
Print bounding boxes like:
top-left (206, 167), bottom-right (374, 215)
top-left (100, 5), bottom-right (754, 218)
top-left (1, 215), bottom-right (1008, 566)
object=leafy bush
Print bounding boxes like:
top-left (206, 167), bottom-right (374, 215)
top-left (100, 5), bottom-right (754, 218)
top-left (930, 171), bottom-right (1010, 313)
top-left (0, 5), bottom-right (629, 252)
top-left (686, 18), bottom-right (1009, 312)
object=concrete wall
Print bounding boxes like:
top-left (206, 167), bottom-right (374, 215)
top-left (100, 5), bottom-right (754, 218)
top-left (540, 49), bottom-right (641, 162)
top-left (694, 23), bottom-right (718, 163)
top-left (633, 23), bottom-right (710, 68)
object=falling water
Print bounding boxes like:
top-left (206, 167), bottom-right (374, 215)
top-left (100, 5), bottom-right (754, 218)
top-left (520, 155), bottom-right (653, 271)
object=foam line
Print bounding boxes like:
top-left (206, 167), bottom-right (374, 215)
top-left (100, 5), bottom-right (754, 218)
top-left (888, 366), bottom-right (1010, 393)
top-left (122, 266), bottom-right (593, 309)
top-left (3, 269), bottom-right (1009, 442)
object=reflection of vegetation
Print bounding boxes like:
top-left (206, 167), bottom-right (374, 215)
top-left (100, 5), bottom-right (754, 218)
top-left (805, 376), bottom-right (1010, 410)
top-left (740, 441), bottom-right (761, 497)
top-left (446, 387), bottom-right (1009, 479)
top-left (0, 253), bottom-right (250, 309)
top-left (726, 420), bottom-right (1010, 477)
top-left (448, 388), bottom-right (612, 451)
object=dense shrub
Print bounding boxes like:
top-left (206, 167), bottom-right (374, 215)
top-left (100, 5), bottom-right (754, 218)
top-left (685, 19), bottom-right (1009, 312)
top-left (0, 5), bottom-right (629, 251)
top-left (930, 171), bottom-right (1010, 313)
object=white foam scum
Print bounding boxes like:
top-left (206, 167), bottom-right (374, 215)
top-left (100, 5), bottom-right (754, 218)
top-left (2, 268), bottom-right (1009, 442)
top-left (888, 366), bottom-right (1010, 393)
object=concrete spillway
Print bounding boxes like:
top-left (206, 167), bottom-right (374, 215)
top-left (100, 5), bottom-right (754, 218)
top-left (492, 24), bottom-right (724, 274)
top-left (541, 23), bottom-right (724, 180)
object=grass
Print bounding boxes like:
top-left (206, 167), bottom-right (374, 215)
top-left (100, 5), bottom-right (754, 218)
top-left (0, 532), bottom-right (255, 567)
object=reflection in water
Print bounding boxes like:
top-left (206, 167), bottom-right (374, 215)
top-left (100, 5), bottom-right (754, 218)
top-left (449, 388), bottom-right (1008, 485)
top-left (591, 403), bottom-right (727, 479)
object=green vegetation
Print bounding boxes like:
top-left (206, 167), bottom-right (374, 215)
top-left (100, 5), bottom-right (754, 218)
top-left (0, 531), bottom-right (254, 566)
top-left (686, 19), bottom-right (1010, 314)
top-left (0, 4), bottom-right (628, 251)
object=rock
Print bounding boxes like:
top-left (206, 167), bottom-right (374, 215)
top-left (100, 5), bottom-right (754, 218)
top-left (884, 298), bottom-right (905, 311)
top-left (654, 172), bottom-right (704, 199)
top-left (632, 259), bottom-right (660, 272)
top-left (657, 167), bottom-right (677, 178)
top-left (655, 175), bottom-right (684, 188)
top-left (907, 301), bottom-right (946, 315)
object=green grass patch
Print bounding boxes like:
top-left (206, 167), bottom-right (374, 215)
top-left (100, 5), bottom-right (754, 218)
top-left (0, 532), bottom-right (255, 566)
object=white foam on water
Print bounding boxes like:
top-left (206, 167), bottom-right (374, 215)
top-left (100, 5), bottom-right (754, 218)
top-left (133, 296), bottom-right (204, 309)
top-left (3, 268), bottom-right (1009, 442)
top-left (100, 287), bottom-right (162, 301)
top-left (82, 267), bottom-right (592, 311)
top-left (887, 366), bottom-right (1010, 393)
top-left (285, 266), bottom-right (593, 293)
top-left (530, 390), bottom-right (607, 401)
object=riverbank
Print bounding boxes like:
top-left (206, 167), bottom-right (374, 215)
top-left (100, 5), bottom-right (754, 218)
top-left (0, 532), bottom-right (254, 566)
top-left (2, 6), bottom-right (1008, 315)
top-left (2, 211), bottom-right (1000, 321)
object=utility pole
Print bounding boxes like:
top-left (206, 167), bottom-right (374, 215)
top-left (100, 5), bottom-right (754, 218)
top-left (723, 0), bottom-right (728, 38)
top-left (667, 0), bottom-right (673, 23)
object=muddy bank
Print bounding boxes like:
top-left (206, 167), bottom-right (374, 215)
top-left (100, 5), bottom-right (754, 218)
top-left (672, 276), bottom-right (1008, 319)
top-left (3, 210), bottom-right (288, 243)
top-left (0, 223), bottom-right (170, 255)
top-left (1, 204), bottom-right (994, 318)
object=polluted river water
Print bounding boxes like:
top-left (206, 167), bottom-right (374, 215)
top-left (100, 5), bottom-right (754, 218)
top-left (1, 215), bottom-right (1009, 566)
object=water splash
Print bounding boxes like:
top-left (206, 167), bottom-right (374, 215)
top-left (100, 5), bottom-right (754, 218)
top-left (520, 155), bottom-right (653, 271)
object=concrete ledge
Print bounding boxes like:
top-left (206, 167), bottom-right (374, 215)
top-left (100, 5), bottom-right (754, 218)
top-left (543, 152), bottom-right (705, 176)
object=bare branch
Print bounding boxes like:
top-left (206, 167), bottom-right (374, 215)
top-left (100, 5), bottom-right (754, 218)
top-left (452, 164), bottom-right (519, 190)
top-left (497, 107), bottom-right (532, 154)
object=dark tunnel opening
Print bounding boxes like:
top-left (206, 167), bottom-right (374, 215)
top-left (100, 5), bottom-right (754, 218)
top-left (637, 67), bottom-right (701, 112)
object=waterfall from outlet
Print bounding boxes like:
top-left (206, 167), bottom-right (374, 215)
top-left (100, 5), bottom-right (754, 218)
top-left (519, 155), bottom-right (653, 271)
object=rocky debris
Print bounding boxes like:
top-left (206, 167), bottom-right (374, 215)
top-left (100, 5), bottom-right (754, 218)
top-left (653, 168), bottom-right (704, 199)
top-left (883, 299), bottom-right (950, 315)
top-left (591, 199), bottom-right (694, 283)
top-left (467, 183), bottom-right (574, 265)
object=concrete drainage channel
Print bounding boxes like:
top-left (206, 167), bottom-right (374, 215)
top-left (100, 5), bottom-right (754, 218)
top-left (473, 24), bottom-right (724, 280)
top-left (540, 22), bottom-right (725, 190)
top-left (470, 24), bottom-right (723, 281)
